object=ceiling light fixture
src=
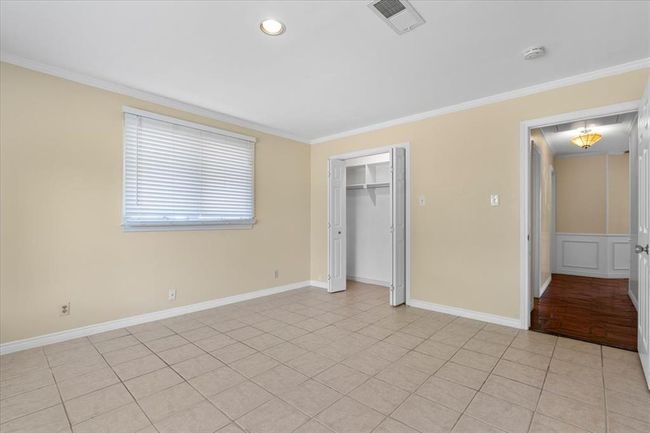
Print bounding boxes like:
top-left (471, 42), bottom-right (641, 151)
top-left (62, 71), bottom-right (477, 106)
top-left (571, 128), bottom-right (602, 149)
top-left (260, 18), bottom-right (285, 36)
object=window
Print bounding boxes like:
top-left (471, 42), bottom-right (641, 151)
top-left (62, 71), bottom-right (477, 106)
top-left (123, 107), bottom-right (255, 230)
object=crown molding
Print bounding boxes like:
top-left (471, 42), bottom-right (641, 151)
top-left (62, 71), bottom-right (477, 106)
top-left (309, 57), bottom-right (650, 144)
top-left (0, 51), bottom-right (310, 144)
top-left (2, 52), bottom-right (647, 146)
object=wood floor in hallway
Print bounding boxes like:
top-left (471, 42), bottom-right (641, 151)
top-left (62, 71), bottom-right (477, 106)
top-left (531, 273), bottom-right (637, 351)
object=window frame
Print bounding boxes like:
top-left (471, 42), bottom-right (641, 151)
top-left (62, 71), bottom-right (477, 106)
top-left (121, 106), bottom-right (256, 232)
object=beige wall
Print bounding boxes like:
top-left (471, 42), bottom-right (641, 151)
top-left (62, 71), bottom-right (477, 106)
top-left (310, 68), bottom-right (648, 319)
top-left (555, 155), bottom-right (608, 233)
top-left (1, 62), bottom-right (647, 343)
top-left (555, 153), bottom-right (629, 235)
top-left (607, 153), bottom-right (630, 234)
top-left (531, 130), bottom-right (553, 286)
top-left (0, 63), bottom-right (311, 343)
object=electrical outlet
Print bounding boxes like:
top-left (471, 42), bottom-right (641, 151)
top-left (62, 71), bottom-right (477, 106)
top-left (490, 193), bottom-right (500, 207)
top-left (60, 303), bottom-right (70, 316)
top-left (274, 269), bottom-right (279, 279)
top-left (168, 289), bottom-right (176, 301)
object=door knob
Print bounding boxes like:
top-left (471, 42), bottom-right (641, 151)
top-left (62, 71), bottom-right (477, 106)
top-left (635, 244), bottom-right (649, 254)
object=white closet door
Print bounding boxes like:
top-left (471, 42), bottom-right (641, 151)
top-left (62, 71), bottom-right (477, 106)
top-left (391, 147), bottom-right (406, 306)
top-left (328, 159), bottom-right (347, 293)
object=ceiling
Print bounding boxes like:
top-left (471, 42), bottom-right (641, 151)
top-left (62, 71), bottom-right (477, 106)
top-left (1, 1), bottom-right (648, 143)
top-left (539, 112), bottom-right (637, 156)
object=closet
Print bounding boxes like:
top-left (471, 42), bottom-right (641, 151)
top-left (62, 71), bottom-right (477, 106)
top-left (345, 153), bottom-right (391, 286)
top-left (328, 146), bottom-right (406, 306)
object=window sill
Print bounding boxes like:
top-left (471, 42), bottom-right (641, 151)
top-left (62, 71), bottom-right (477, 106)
top-left (122, 222), bottom-right (255, 232)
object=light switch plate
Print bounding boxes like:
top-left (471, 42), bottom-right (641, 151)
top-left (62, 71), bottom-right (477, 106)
top-left (490, 194), bottom-right (500, 206)
top-left (419, 195), bottom-right (426, 206)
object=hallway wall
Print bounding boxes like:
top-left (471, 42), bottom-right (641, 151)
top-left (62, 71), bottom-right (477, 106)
top-left (555, 153), bottom-right (629, 235)
top-left (531, 129), bottom-right (554, 287)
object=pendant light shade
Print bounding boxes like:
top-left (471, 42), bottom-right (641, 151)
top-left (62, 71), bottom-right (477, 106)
top-left (570, 129), bottom-right (602, 149)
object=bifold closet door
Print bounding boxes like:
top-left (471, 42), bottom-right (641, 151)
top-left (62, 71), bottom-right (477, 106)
top-left (391, 147), bottom-right (406, 306)
top-left (328, 158), bottom-right (347, 293)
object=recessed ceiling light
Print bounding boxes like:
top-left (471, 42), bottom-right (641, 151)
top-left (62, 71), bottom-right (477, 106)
top-left (260, 18), bottom-right (285, 36)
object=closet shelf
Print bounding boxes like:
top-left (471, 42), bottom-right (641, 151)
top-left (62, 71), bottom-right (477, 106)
top-left (346, 182), bottom-right (389, 190)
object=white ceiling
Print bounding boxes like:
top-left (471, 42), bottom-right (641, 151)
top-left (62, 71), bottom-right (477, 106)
top-left (1, 1), bottom-right (649, 143)
top-left (539, 112), bottom-right (637, 156)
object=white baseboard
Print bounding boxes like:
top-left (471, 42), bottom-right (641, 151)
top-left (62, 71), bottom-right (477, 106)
top-left (629, 287), bottom-right (639, 311)
top-left (309, 280), bottom-right (328, 289)
top-left (553, 270), bottom-right (629, 279)
top-left (407, 299), bottom-right (522, 329)
top-left (539, 276), bottom-right (552, 297)
top-left (0, 280), bottom-right (313, 355)
top-left (347, 276), bottom-right (390, 287)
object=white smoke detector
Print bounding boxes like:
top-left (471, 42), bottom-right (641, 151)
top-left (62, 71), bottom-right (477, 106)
top-left (523, 46), bottom-right (546, 60)
top-left (368, 0), bottom-right (425, 35)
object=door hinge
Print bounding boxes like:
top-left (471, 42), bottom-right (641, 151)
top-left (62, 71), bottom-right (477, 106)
top-left (327, 274), bottom-right (331, 280)
top-left (389, 284), bottom-right (395, 292)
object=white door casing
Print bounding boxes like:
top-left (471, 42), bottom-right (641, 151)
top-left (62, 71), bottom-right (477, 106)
top-left (531, 145), bottom-right (542, 302)
top-left (637, 78), bottom-right (650, 389)
top-left (519, 101), bottom-right (640, 330)
top-left (391, 147), bottom-right (406, 306)
top-left (328, 158), bottom-right (347, 293)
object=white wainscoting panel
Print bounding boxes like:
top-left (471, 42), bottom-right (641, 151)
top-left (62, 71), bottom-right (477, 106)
top-left (554, 233), bottom-right (630, 278)
top-left (612, 242), bottom-right (631, 271)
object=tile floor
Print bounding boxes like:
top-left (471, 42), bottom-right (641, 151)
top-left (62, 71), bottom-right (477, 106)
top-left (1, 283), bottom-right (649, 433)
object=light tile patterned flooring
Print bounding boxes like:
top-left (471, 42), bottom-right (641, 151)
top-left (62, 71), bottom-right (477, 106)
top-left (1, 283), bottom-right (649, 433)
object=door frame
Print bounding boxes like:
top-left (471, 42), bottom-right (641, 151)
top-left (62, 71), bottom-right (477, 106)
top-left (531, 144), bottom-right (542, 304)
top-left (550, 166), bottom-right (557, 277)
top-left (327, 143), bottom-right (412, 304)
top-left (519, 101), bottom-right (640, 329)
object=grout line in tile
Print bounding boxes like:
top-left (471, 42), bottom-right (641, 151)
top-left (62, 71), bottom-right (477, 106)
top-left (5, 286), bottom-right (637, 433)
top-left (42, 342), bottom-right (74, 432)
top-left (89, 331), bottom-right (164, 432)
top-left (447, 323), bottom-right (504, 433)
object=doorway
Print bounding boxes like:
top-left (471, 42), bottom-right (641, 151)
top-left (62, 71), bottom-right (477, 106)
top-left (520, 91), bottom-right (650, 387)
top-left (528, 110), bottom-right (638, 350)
top-left (327, 144), bottom-right (410, 306)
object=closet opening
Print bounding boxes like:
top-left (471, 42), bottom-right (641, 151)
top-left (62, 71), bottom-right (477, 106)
top-left (327, 145), bottom-right (410, 306)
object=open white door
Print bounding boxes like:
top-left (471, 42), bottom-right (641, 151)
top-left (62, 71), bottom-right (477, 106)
top-left (328, 159), bottom-right (347, 293)
top-left (390, 147), bottom-right (406, 306)
top-left (636, 78), bottom-right (650, 389)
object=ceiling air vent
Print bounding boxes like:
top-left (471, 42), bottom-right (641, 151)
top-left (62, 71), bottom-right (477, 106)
top-left (369, 0), bottom-right (425, 35)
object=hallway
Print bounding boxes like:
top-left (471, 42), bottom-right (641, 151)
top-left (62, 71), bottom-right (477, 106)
top-left (531, 274), bottom-right (637, 351)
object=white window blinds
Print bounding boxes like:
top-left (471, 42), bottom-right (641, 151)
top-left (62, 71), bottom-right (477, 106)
top-left (123, 108), bottom-right (255, 229)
